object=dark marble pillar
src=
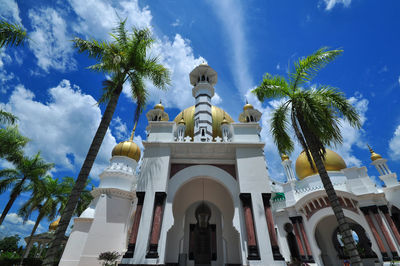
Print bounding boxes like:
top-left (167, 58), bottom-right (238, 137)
top-left (360, 207), bottom-right (390, 261)
top-left (123, 192), bottom-right (145, 258)
top-left (262, 193), bottom-right (284, 260)
top-left (240, 193), bottom-right (260, 260)
top-left (146, 192), bottom-right (166, 258)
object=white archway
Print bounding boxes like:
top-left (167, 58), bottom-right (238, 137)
top-left (160, 165), bottom-right (244, 265)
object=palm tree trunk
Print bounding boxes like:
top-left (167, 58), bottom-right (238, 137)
top-left (19, 213), bottom-right (44, 266)
top-left (0, 177), bottom-right (26, 225)
top-left (43, 85), bottom-right (123, 266)
top-left (308, 144), bottom-right (363, 266)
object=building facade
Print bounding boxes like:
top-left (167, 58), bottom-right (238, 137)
top-left (60, 64), bottom-right (400, 266)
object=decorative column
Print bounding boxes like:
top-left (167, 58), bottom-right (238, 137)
top-left (360, 207), bottom-right (390, 261)
top-left (123, 192), bottom-right (145, 258)
top-left (262, 193), bottom-right (284, 260)
top-left (240, 193), bottom-right (260, 260)
top-left (297, 217), bottom-right (314, 262)
top-left (379, 206), bottom-right (400, 246)
top-left (146, 192), bottom-right (167, 258)
top-left (289, 217), bottom-right (306, 261)
top-left (372, 206), bottom-right (399, 259)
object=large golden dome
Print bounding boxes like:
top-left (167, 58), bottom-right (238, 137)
top-left (112, 140), bottom-right (141, 161)
top-left (173, 106), bottom-right (234, 139)
top-left (295, 149), bottom-right (347, 180)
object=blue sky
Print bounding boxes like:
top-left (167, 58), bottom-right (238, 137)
top-left (0, 0), bottom-right (400, 240)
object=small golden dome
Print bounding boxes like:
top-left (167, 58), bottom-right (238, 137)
top-left (49, 217), bottom-right (60, 231)
top-left (178, 116), bottom-right (186, 125)
top-left (243, 103), bottom-right (254, 111)
top-left (173, 106), bottom-right (234, 139)
top-left (154, 101), bottom-right (164, 111)
top-left (112, 140), bottom-right (141, 161)
top-left (281, 154), bottom-right (289, 161)
top-left (295, 149), bottom-right (347, 180)
top-left (368, 145), bottom-right (382, 161)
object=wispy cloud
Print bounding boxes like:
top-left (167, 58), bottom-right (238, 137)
top-left (206, 0), bottom-right (252, 96)
top-left (322, 0), bottom-right (352, 10)
top-left (171, 18), bottom-right (181, 27)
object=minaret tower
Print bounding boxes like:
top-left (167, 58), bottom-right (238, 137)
top-left (189, 63), bottom-right (217, 142)
top-left (281, 154), bottom-right (296, 182)
top-left (368, 145), bottom-right (398, 187)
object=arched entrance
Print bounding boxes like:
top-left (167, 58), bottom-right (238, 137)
top-left (164, 168), bottom-right (242, 266)
top-left (315, 216), bottom-right (377, 266)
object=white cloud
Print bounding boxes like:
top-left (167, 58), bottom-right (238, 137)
top-left (111, 116), bottom-right (129, 141)
top-left (0, 48), bottom-right (15, 93)
top-left (171, 19), bottom-right (181, 27)
top-left (389, 125), bottom-right (400, 160)
top-left (323, 0), bottom-right (352, 10)
top-left (0, 213), bottom-right (45, 242)
top-left (1, 80), bottom-right (118, 178)
top-left (206, 0), bottom-right (253, 95)
top-left (140, 34), bottom-right (205, 109)
top-left (68, 0), bottom-right (152, 41)
top-left (0, 0), bottom-right (22, 25)
top-left (245, 89), bottom-right (369, 182)
top-left (28, 7), bottom-right (76, 72)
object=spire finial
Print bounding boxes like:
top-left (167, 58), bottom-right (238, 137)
top-left (367, 144), bottom-right (374, 154)
top-left (367, 144), bottom-right (382, 161)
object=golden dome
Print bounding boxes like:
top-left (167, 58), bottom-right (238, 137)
top-left (178, 116), bottom-right (186, 125)
top-left (154, 101), bottom-right (164, 111)
top-left (281, 154), bottom-right (289, 161)
top-left (243, 103), bottom-right (254, 111)
top-left (49, 217), bottom-right (60, 231)
top-left (112, 140), bottom-right (141, 161)
top-left (295, 149), bottom-right (347, 180)
top-left (368, 145), bottom-right (382, 161)
top-left (173, 106), bottom-right (234, 139)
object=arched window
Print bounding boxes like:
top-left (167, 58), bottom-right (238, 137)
top-left (201, 75), bottom-right (205, 81)
top-left (206, 76), bottom-right (209, 82)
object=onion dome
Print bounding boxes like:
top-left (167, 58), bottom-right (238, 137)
top-left (295, 149), bottom-right (347, 180)
top-left (49, 217), bottom-right (60, 231)
top-left (173, 105), bottom-right (234, 139)
top-left (178, 116), bottom-right (186, 125)
top-left (368, 145), bottom-right (382, 161)
top-left (243, 101), bottom-right (254, 111)
top-left (154, 100), bottom-right (164, 111)
top-left (281, 154), bottom-right (289, 161)
top-left (221, 113), bottom-right (229, 125)
top-left (112, 140), bottom-right (141, 161)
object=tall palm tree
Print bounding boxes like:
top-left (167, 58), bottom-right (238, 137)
top-left (0, 20), bottom-right (27, 48)
top-left (18, 175), bottom-right (70, 264)
top-left (44, 20), bottom-right (170, 265)
top-left (252, 47), bottom-right (362, 265)
top-left (0, 153), bottom-right (54, 226)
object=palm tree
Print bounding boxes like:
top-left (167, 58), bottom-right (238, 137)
top-left (18, 175), bottom-right (70, 264)
top-left (0, 20), bottom-right (27, 48)
top-left (0, 153), bottom-right (54, 226)
top-left (43, 20), bottom-right (170, 265)
top-left (0, 126), bottom-right (29, 164)
top-left (252, 47), bottom-right (362, 265)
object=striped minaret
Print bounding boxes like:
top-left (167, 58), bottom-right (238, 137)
top-left (189, 63), bottom-right (217, 142)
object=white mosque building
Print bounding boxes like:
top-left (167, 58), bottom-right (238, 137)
top-left (60, 64), bottom-right (400, 266)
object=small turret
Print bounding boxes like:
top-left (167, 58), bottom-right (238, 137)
top-left (238, 100), bottom-right (262, 123)
top-left (146, 100), bottom-right (169, 122)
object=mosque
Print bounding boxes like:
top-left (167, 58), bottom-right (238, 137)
top-left (59, 64), bottom-right (400, 266)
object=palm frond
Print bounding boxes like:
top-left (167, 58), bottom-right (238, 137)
top-left (0, 109), bottom-right (18, 125)
top-left (290, 47), bottom-right (343, 89)
top-left (252, 73), bottom-right (290, 101)
top-left (140, 57), bottom-right (171, 89)
top-left (0, 20), bottom-right (27, 48)
top-left (72, 37), bottom-right (109, 61)
top-left (271, 102), bottom-right (293, 154)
